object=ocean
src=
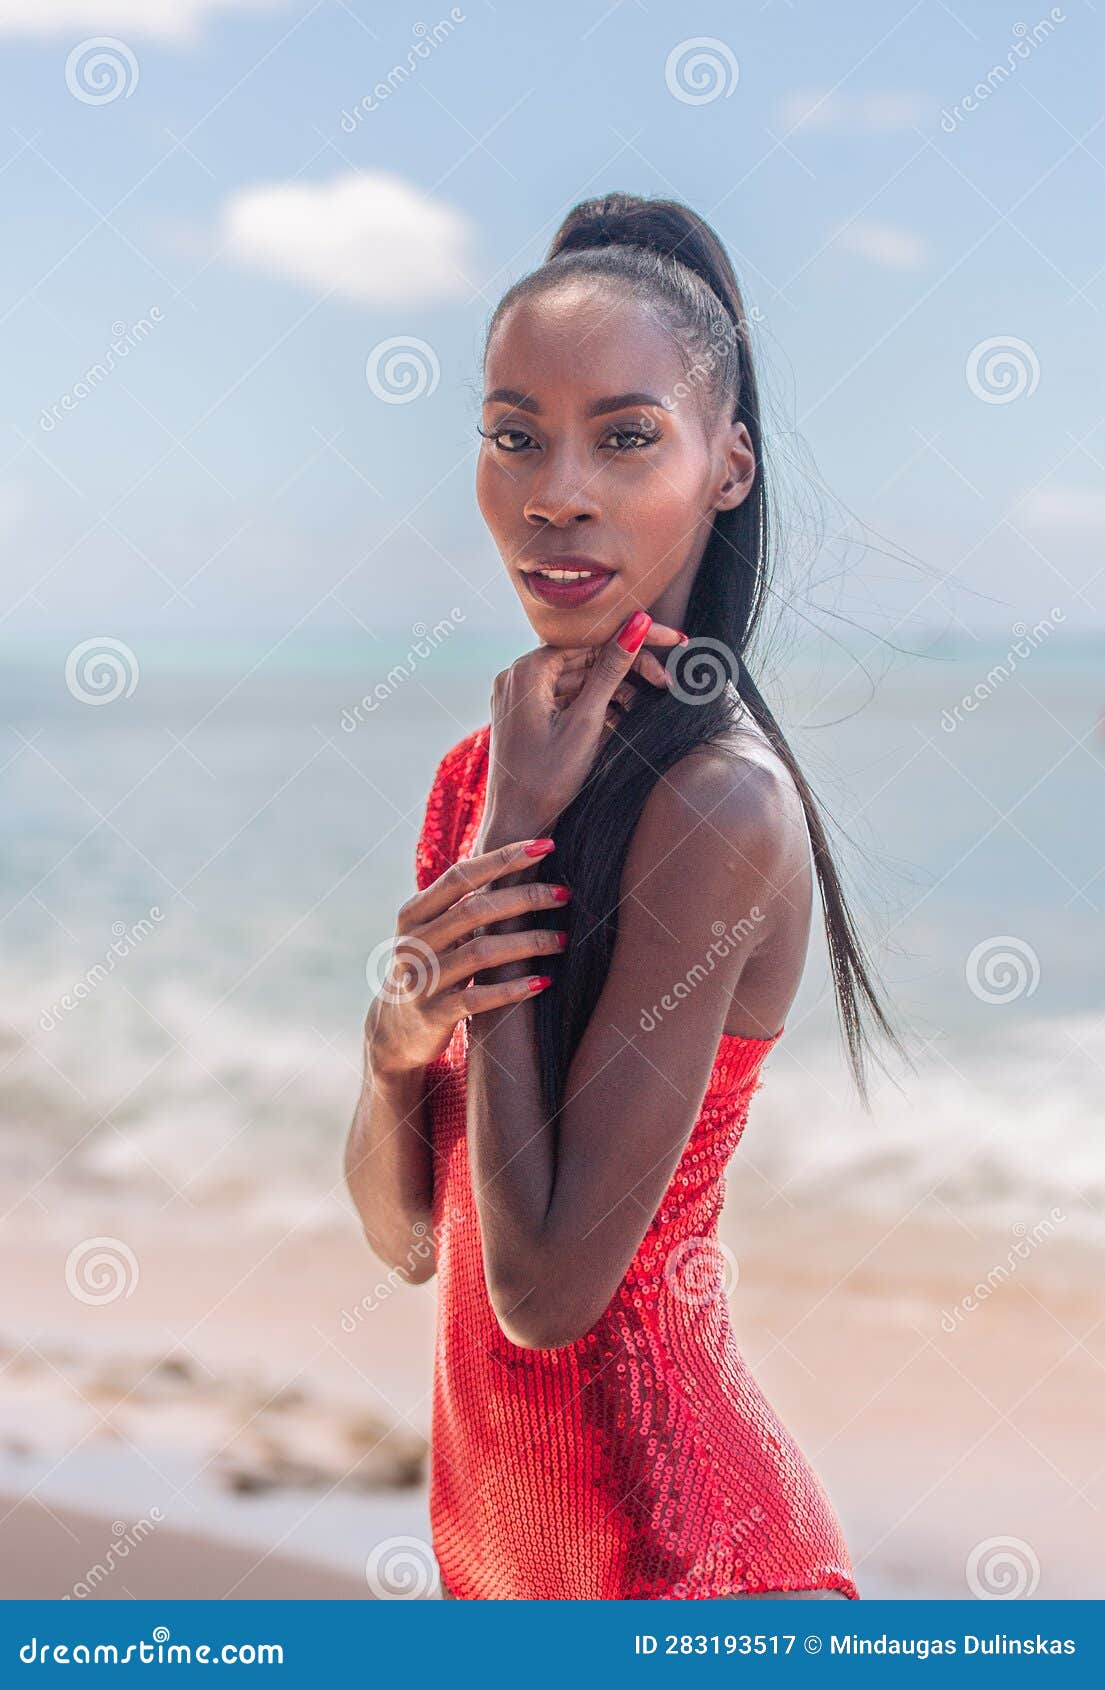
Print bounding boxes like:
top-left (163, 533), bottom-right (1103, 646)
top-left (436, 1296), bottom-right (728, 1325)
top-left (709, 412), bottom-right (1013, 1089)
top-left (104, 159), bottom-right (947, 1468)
top-left (3, 628), bottom-right (1102, 1248)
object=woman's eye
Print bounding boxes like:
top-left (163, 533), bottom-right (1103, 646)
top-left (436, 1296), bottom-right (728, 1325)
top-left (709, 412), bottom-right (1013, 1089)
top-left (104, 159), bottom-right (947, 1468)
top-left (605, 426), bottom-right (660, 451)
top-left (478, 425), bottom-right (533, 453)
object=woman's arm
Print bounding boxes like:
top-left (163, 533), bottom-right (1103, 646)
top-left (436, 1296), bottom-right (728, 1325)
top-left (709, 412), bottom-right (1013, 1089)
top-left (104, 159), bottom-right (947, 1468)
top-left (344, 1052), bottom-right (437, 1283)
top-left (466, 750), bottom-right (790, 1349)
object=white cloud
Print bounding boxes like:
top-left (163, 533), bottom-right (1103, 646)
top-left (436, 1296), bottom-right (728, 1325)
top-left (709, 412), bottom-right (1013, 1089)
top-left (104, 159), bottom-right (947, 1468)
top-left (835, 219), bottom-right (927, 270)
top-left (219, 171), bottom-right (477, 307)
top-left (781, 90), bottom-right (925, 133)
top-left (1018, 487), bottom-right (1105, 530)
top-left (0, 0), bottom-right (289, 43)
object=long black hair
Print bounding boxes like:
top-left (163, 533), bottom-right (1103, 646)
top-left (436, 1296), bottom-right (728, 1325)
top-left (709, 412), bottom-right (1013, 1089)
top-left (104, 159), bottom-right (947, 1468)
top-left (484, 192), bottom-right (910, 1114)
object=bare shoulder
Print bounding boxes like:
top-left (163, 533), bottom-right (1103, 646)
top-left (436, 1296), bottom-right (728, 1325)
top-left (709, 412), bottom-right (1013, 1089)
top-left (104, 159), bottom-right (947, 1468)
top-left (631, 718), bottom-right (806, 893)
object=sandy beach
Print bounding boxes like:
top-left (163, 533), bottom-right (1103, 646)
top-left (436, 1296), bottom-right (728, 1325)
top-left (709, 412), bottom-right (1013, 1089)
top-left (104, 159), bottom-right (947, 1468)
top-left (3, 1187), bottom-right (1101, 1601)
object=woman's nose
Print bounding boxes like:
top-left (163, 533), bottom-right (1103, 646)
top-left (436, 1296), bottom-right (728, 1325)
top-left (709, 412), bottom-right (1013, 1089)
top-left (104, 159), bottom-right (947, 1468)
top-left (522, 455), bottom-right (601, 526)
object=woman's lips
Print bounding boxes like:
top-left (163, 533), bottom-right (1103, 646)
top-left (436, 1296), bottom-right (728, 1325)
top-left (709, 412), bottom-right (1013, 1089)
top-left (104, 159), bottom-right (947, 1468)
top-left (522, 566), bottom-right (615, 609)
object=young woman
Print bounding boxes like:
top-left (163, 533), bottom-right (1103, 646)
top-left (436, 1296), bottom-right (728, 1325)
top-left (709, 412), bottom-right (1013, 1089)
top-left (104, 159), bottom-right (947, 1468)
top-left (345, 193), bottom-right (905, 1601)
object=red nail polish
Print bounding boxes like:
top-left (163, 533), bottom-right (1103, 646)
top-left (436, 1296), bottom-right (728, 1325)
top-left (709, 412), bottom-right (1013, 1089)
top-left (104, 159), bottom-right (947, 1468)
top-left (677, 631), bottom-right (690, 644)
top-left (529, 975), bottom-right (553, 991)
top-left (555, 931), bottom-right (568, 947)
top-left (616, 611), bottom-right (652, 654)
top-left (550, 885), bottom-right (571, 902)
top-left (524, 838), bottom-right (556, 856)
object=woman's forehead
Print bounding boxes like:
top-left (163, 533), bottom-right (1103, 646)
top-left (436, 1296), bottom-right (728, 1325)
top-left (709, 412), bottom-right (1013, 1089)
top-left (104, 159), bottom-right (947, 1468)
top-left (485, 289), bottom-right (688, 398)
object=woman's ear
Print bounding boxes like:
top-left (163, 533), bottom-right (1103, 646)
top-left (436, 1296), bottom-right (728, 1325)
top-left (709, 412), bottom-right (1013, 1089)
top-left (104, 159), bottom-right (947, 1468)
top-left (713, 421), bottom-right (756, 512)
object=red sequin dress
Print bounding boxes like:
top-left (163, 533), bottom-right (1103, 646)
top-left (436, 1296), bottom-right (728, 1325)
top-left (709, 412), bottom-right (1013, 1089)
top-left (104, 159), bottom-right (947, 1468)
top-left (415, 725), bottom-right (859, 1602)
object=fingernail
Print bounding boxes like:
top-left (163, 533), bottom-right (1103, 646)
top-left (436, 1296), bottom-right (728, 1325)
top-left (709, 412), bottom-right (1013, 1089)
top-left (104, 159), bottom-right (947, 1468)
top-left (677, 631), bottom-right (690, 644)
top-left (529, 975), bottom-right (553, 991)
top-left (550, 885), bottom-right (571, 902)
top-left (524, 838), bottom-right (556, 856)
top-left (617, 610), bottom-right (652, 654)
top-left (554, 930), bottom-right (569, 948)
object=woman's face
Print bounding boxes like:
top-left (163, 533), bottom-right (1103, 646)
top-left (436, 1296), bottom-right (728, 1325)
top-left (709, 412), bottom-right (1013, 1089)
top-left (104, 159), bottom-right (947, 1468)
top-left (476, 282), bottom-right (755, 646)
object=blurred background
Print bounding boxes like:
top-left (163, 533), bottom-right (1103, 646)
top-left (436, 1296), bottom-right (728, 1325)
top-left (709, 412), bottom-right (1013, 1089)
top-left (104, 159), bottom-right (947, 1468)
top-left (1, 0), bottom-right (1102, 1601)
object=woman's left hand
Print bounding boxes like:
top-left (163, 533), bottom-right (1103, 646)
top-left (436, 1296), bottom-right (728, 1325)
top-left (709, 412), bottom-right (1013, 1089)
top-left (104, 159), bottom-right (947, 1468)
top-left (481, 610), bottom-right (687, 839)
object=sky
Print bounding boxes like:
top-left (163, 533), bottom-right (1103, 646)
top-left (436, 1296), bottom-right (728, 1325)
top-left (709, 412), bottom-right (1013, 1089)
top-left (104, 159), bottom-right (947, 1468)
top-left (0, 0), bottom-right (1101, 653)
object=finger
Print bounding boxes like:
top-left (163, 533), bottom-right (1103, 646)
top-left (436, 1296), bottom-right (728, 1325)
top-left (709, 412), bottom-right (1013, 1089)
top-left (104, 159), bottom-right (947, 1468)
top-left (572, 610), bottom-right (654, 724)
top-left (405, 837), bottom-right (556, 925)
top-left (440, 974), bottom-right (554, 1025)
top-left (419, 878), bottom-right (571, 952)
top-left (434, 926), bottom-right (567, 993)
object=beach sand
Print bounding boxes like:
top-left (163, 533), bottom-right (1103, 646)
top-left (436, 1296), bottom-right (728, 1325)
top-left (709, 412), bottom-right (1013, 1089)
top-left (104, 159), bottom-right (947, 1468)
top-left (2, 1190), bottom-right (1101, 1600)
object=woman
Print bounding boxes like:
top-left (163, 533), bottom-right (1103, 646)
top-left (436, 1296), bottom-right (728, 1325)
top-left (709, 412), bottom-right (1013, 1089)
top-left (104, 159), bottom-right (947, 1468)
top-left (345, 193), bottom-right (905, 1601)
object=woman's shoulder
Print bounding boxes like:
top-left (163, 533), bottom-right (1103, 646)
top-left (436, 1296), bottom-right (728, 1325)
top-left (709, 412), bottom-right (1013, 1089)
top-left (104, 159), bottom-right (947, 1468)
top-left (626, 720), bottom-right (807, 918)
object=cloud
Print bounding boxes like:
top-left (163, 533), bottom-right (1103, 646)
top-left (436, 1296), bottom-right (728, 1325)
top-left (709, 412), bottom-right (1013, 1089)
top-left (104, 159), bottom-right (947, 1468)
top-left (0, 0), bottom-right (289, 43)
top-left (219, 171), bottom-right (477, 307)
top-left (1018, 487), bottom-right (1105, 530)
top-left (781, 90), bottom-right (926, 133)
top-left (834, 219), bottom-right (927, 270)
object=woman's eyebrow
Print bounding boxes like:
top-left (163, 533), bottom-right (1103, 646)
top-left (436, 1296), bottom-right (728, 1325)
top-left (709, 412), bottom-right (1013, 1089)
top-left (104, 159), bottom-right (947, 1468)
top-left (482, 388), bottom-right (666, 417)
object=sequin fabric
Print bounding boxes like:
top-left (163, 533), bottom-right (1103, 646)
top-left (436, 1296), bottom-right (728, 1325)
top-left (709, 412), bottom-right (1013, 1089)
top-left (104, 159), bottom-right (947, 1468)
top-left (414, 726), bottom-right (859, 1602)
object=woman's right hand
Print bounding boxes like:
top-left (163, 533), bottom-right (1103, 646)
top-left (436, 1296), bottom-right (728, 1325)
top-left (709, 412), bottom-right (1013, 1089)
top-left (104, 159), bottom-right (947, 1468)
top-left (365, 838), bottom-right (570, 1079)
